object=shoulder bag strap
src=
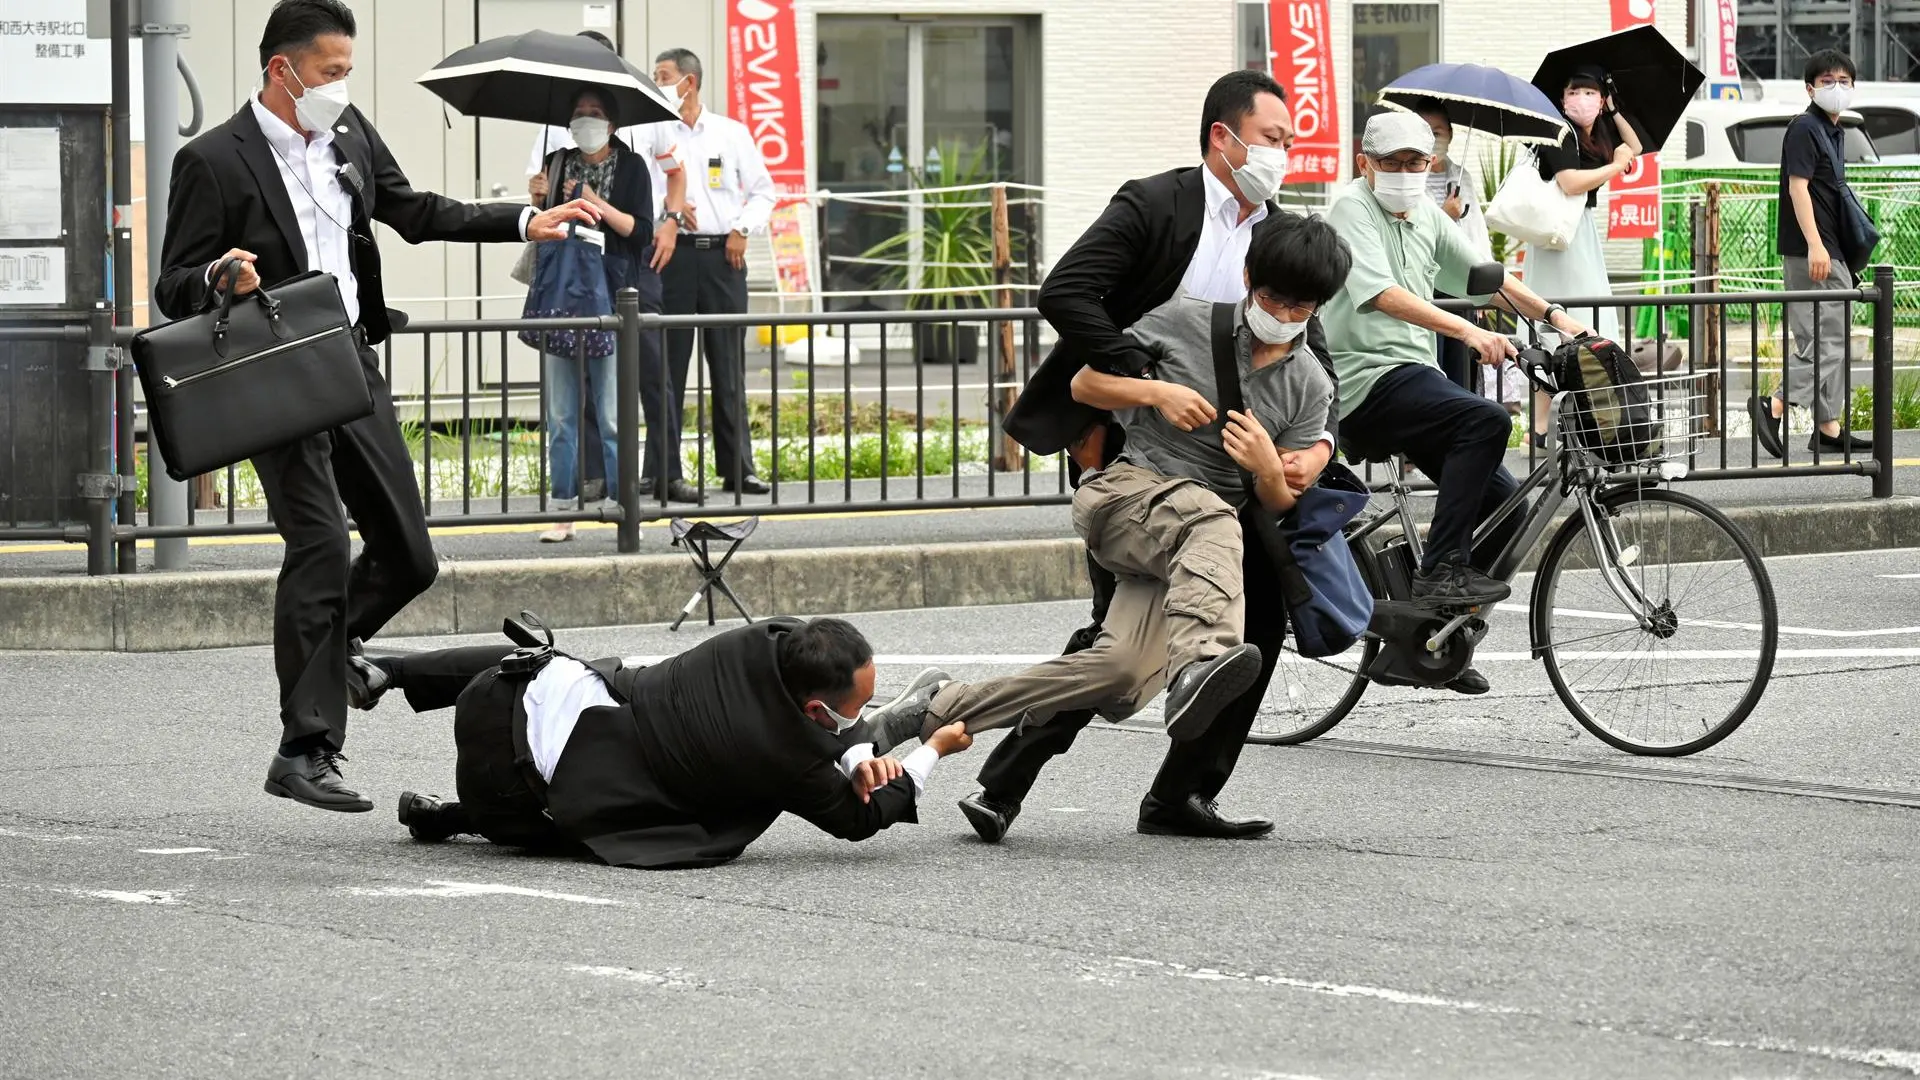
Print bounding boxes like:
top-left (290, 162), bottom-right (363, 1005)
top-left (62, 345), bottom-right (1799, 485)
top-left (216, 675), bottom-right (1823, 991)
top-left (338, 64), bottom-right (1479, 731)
top-left (1210, 302), bottom-right (1313, 606)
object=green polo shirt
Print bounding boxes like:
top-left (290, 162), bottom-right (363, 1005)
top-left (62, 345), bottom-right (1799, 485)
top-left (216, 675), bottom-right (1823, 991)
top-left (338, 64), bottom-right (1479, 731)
top-left (1322, 178), bottom-right (1490, 417)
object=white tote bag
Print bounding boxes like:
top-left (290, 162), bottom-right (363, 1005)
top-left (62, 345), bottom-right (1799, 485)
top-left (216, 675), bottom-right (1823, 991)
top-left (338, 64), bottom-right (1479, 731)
top-left (1484, 150), bottom-right (1586, 252)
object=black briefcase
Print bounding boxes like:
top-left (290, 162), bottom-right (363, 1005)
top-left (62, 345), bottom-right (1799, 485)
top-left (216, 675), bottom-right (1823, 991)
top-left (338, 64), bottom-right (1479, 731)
top-left (132, 259), bottom-right (372, 482)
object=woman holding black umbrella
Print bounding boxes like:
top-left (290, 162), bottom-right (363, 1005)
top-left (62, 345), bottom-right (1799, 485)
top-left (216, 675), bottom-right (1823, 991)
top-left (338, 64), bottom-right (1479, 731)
top-left (1527, 64), bottom-right (1641, 440)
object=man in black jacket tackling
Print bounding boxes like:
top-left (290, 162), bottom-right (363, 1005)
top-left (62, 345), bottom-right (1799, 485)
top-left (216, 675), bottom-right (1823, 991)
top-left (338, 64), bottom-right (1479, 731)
top-left (364, 618), bottom-right (971, 870)
top-left (155, 0), bottom-right (599, 814)
top-left (968, 70), bottom-right (1341, 842)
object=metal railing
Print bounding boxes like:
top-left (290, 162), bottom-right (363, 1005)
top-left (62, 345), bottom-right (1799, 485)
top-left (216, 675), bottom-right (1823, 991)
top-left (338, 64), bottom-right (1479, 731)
top-left (0, 267), bottom-right (1900, 576)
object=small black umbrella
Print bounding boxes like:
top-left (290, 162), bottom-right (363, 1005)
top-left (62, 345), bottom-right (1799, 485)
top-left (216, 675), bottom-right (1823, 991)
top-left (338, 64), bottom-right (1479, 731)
top-left (417, 29), bottom-right (676, 129)
top-left (1532, 26), bottom-right (1704, 149)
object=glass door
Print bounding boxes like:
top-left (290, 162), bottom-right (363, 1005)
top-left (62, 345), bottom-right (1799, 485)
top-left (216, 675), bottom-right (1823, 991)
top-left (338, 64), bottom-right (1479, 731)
top-left (815, 15), bottom-right (1036, 311)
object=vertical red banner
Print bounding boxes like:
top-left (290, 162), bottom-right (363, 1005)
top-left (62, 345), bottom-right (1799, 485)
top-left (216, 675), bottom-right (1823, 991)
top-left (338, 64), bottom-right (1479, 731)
top-left (1269, 0), bottom-right (1340, 183)
top-left (1610, 0), bottom-right (1656, 31)
top-left (726, 0), bottom-right (812, 295)
top-left (1607, 152), bottom-right (1661, 239)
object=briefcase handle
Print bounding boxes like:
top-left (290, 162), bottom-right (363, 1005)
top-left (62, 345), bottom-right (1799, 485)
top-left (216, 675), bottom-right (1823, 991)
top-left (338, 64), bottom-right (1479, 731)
top-left (206, 256), bottom-right (287, 355)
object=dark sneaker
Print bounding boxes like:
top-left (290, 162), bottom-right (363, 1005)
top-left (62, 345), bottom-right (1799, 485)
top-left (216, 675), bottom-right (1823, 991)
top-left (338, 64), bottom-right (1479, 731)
top-left (264, 750), bottom-right (373, 813)
top-left (1810, 429), bottom-right (1873, 453)
top-left (1749, 395), bottom-right (1784, 459)
top-left (1162, 643), bottom-right (1263, 742)
top-left (1446, 666), bottom-right (1490, 695)
top-left (1412, 563), bottom-right (1511, 608)
top-left (956, 791), bottom-right (1021, 843)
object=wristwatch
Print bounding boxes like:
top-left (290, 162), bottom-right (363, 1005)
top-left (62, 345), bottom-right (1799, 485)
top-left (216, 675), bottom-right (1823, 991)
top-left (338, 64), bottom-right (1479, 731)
top-left (659, 209), bottom-right (688, 229)
top-left (1542, 303), bottom-right (1568, 325)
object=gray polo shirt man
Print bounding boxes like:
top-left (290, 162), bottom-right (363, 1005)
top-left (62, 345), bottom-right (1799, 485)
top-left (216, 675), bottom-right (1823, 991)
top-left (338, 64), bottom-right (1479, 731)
top-left (1115, 293), bottom-right (1335, 501)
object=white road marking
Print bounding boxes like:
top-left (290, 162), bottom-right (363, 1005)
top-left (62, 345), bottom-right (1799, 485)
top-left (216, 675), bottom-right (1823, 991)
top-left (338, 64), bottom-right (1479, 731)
top-left (1878, 573), bottom-right (1920, 580)
top-left (0, 826), bottom-right (91, 842)
top-left (138, 847), bottom-right (215, 855)
top-left (1048, 807), bottom-right (1089, 813)
top-left (568, 964), bottom-right (700, 988)
top-left (1499, 602), bottom-right (1920, 639)
top-left (1687, 1036), bottom-right (1920, 1075)
top-left (346, 880), bottom-right (617, 906)
top-left (86, 890), bottom-right (180, 905)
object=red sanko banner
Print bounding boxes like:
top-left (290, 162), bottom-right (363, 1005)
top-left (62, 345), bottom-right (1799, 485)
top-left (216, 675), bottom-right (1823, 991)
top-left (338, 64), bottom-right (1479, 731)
top-left (1269, 0), bottom-right (1340, 183)
top-left (726, 0), bottom-right (806, 201)
top-left (1607, 152), bottom-right (1661, 239)
top-left (1611, 0), bottom-right (1656, 30)
top-left (726, 0), bottom-right (813, 296)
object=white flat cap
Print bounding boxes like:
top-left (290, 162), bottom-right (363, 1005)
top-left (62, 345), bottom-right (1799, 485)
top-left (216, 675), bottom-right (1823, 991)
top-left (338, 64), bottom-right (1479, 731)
top-left (1362, 110), bottom-right (1435, 158)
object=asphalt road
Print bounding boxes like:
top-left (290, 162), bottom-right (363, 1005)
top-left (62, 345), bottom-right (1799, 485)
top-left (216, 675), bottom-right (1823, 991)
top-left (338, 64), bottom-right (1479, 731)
top-left (3, 547), bottom-right (1918, 1078)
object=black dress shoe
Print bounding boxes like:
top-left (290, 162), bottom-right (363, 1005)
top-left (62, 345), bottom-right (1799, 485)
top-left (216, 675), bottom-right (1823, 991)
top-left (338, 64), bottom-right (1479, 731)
top-left (397, 791), bottom-right (465, 843)
top-left (345, 639), bottom-right (390, 711)
top-left (1163, 644), bottom-right (1262, 742)
top-left (1137, 793), bottom-right (1273, 839)
top-left (665, 479), bottom-right (705, 505)
top-left (957, 791), bottom-right (1021, 843)
top-left (722, 474), bottom-right (771, 496)
top-left (1446, 666), bottom-right (1490, 695)
top-left (1809, 429), bottom-right (1873, 453)
top-left (1749, 395), bottom-right (1785, 459)
top-left (265, 750), bottom-right (373, 813)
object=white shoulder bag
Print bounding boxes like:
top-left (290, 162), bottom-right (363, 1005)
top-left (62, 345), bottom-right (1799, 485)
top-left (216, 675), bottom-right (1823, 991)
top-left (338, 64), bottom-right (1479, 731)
top-left (1484, 149), bottom-right (1587, 252)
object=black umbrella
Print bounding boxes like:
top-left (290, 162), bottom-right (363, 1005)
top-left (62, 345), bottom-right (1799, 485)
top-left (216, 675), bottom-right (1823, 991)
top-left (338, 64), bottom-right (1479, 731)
top-left (1532, 26), bottom-right (1704, 149)
top-left (417, 29), bottom-right (676, 129)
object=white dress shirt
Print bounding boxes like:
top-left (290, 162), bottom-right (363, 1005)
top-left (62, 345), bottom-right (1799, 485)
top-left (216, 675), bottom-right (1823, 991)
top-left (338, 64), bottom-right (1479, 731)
top-left (1180, 165), bottom-right (1269, 304)
top-left (523, 656), bottom-right (621, 783)
top-left (1174, 164), bottom-right (1334, 451)
top-left (664, 106), bottom-right (778, 235)
top-left (240, 95), bottom-right (535, 326)
top-left (525, 122), bottom-right (685, 220)
top-left (835, 741), bottom-right (941, 799)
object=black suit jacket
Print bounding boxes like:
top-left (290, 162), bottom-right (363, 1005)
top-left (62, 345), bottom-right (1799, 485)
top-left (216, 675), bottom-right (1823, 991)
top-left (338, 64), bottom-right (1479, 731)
top-left (1004, 166), bottom-right (1338, 455)
top-left (156, 101), bottom-right (525, 344)
top-left (544, 619), bottom-right (919, 870)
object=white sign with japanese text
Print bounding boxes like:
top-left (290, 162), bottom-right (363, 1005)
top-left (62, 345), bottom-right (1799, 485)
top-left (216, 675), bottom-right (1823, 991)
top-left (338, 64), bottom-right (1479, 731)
top-left (0, 0), bottom-right (110, 106)
top-left (0, 247), bottom-right (66, 305)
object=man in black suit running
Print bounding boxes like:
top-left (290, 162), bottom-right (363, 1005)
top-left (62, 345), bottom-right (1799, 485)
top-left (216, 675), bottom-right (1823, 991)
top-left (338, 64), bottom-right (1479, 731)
top-left (966, 71), bottom-right (1339, 842)
top-left (155, 0), bottom-right (599, 814)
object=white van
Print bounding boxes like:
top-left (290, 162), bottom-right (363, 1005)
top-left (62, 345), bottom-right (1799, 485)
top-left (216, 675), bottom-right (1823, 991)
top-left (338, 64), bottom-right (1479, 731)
top-left (1673, 99), bottom-right (1879, 167)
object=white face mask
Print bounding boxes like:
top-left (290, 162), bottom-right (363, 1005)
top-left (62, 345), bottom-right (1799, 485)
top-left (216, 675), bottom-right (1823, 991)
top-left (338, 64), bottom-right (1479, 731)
top-left (1223, 128), bottom-right (1289, 204)
top-left (657, 75), bottom-right (688, 108)
top-left (1813, 83), bottom-right (1853, 114)
top-left (1370, 168), bottom-right (1428, 214)
top-left (813, 700), bottom-right (862, 734)
top-left (570, 116), bottom-right (611, 154)
top-left (279, 63), bottom-right (349, 133)
top-left (1245, 297), bottom-right (1309, 345)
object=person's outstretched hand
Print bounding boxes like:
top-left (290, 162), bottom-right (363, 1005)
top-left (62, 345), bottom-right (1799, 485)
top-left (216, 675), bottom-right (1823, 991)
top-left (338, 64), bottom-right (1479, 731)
top-left (926, 721), bottom-right (973, 757)
top-left (528, 198), bottom-right (602, 241)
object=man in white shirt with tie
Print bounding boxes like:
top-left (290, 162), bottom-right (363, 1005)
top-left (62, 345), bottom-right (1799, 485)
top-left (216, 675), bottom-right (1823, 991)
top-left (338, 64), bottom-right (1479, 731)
top-left (651, 48), bottom-right (780, 497)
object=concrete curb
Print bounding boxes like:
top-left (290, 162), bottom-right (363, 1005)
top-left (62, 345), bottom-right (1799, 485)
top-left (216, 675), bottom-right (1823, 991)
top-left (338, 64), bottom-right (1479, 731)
top-left (3, 498), bottom-right (1916, 653)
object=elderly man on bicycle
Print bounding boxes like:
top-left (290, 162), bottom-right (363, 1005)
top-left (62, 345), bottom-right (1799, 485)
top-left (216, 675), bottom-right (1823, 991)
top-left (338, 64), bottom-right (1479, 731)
top-left (1324, 111), bottom-right (1593, 694)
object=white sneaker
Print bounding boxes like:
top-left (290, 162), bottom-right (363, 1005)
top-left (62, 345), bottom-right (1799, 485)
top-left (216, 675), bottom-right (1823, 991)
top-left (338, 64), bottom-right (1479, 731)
top-left (539, 523), bottom-right (575, 543)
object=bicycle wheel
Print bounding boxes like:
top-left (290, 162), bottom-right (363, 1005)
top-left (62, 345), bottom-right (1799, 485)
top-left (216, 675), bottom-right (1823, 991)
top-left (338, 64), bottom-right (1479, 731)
top-left (1246, 542), bottom-right (1381, 745)
top-left (1532, 485), bottom-right (1777, 756)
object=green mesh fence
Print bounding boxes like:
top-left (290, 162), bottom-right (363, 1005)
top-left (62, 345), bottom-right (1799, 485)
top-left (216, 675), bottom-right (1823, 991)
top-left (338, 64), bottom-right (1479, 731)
top-left (1632, 166), bottom-right (1920, 339)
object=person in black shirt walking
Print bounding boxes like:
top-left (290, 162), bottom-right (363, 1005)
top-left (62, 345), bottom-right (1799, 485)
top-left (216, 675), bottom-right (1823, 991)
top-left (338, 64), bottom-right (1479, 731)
top-left (1755, 48), bottom-right (1874, 457)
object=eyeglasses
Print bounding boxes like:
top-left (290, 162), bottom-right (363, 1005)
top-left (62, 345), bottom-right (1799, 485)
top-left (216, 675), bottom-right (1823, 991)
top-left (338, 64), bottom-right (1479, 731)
top-left (1813, 76), bottom-right (1855, 89)
top-left (1252, 292), bottom-right (1317, 321)
top-left (1369, 154), bottom-right (1433, 173)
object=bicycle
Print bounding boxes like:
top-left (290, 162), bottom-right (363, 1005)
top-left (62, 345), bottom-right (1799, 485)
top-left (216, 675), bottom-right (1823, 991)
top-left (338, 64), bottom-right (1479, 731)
top-left (1250, 324), bottom-right (1779, 757)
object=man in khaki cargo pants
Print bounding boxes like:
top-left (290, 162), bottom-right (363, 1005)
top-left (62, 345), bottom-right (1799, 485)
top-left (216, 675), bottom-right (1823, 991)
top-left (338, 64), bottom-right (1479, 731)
top-left (867, 214), bottom-right (1352, 833)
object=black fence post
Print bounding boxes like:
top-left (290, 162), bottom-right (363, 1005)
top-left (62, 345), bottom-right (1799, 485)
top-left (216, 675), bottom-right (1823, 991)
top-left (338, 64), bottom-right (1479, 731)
top-left (84, 304), bottom-right (118, 576)
top-left (615, 288), bottom-right (642, 553)
top-left (1872, 263), bottom-right (1895, 499)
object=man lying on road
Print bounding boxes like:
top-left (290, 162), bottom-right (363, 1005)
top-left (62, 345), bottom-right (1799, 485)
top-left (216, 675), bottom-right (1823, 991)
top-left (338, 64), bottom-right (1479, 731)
top-left (352, 618), bottom-right (967, 869)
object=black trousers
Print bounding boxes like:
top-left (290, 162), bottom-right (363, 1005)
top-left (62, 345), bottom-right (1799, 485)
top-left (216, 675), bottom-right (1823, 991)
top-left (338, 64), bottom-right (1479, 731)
top-left (1342, 363), bottom-right (1522, 573)
top-left (975, 501), bottom-right (1289, 808)
top-left (252, 347), bottom-right (437, 751)
top-left (384, 645), bottom-right (571, 850)
top-left (660, 243), bottom-right (752, 484)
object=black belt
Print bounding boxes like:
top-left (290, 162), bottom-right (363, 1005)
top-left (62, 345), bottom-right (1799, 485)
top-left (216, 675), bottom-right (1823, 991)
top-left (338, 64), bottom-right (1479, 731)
top-left (684, 233), bottom-right (734, 250)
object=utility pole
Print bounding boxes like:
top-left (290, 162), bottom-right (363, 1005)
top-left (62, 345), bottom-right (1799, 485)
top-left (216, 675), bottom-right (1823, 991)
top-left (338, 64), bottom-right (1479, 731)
top-left (139, 0), bottom-right (197, 569)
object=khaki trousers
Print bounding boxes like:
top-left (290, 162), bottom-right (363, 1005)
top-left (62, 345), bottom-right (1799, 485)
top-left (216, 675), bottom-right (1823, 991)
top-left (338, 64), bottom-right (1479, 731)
top-left (927, 463), bottom-right (1245, 734)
